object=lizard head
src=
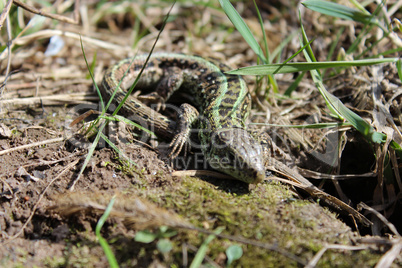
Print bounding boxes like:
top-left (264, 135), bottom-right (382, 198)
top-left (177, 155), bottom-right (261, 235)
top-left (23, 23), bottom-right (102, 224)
top-left (207, 128), bottom-right (265, 184)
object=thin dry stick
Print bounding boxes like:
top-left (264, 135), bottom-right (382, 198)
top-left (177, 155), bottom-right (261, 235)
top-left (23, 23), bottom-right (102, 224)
top-left (0, 176), bottom-right (14, 195)
top-left (0, 1), bottom-right (13, 100)
top-left (0, 137), bottom-right (64, 156)
top-left (172, 170), bottom-right (234, 180)
top-left (358, 202), bottom-right (400, 236)
top-left (298, 168), bottom-right (377, 180)
top-left (1, 0), bottom-right (80, 88)
top-left (13, 0), bottom-right (80, 24)
top-left (358, 202), bottom-right (402, 268)
top-left (268, 159), bottom-right (372, 226)
top-left (305, 244), bottom-right (370, 268)
top-left (14, 29), bottom-right (128, 49)
top-left (357, 236), bottom-right (402, 268)
top-left (389, 148), bottom-right (402, 192)
top-left (0, 0), bottom-right (13, 30)
top-left (0, 92), bottom-right (98, 107)
top-left (0, 29), bottom-right (131, 61)
top-left (22, 150), bottom-right (84, 168)
top-left (375, 238), bottom-right (402, 268)
top-left (3, 159), bottom-right (80, 242)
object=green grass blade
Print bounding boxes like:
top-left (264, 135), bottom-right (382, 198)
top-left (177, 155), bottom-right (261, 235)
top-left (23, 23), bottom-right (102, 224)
top-left (347, 23), bottom-right (377, 55)
top-left (327, 26), bottom-right (344, 61)
top-left (376, 46), bottom-right (402, 58)
top-left (190, 227), bottom-right (224, 268)
top-left (391, 140), bottom-right (402, 159)
top-left (99, 132), bottom-right (138, 167)
top-left (352, 22), bottom-right (385, 57)
top-left (284, 71), bottom-right (305, 96)
top-left (218, 0), bottom-right (267, 63)
top-left (284, 39), bottom-right (315, 65)
top-left (252, 0), bottom-right (269, 62)
top-left (397, 59), bottom-right (402, 83)
top-left (251, 0), bottom-right (278, 92)
top-left (72, 37), bottom-right (110, 189)
top-left (300, 20), bottom-right (386, 143)
top-left (99, 115), bottom-right (157, 138)
top-left (80, 37), bottom-right (104, 110)
top-left (96, 195), bottom-right (119, 268)
top-left (113, 3), bottom-right (175, 116)
top-left (302, 0), bottom-right (378, 25)
top-left (271, 30), bottom-right (298, 63)
top-left (72, 121), bottom-right (107, 189)
top-left (349, 0), bottom-right (371, 14)
top-left (86, 50), bottom-right (98, 80)
top-left (252, 122), bottom-right (348, 129)
top-left (227, 58), bottom-right (398, 75)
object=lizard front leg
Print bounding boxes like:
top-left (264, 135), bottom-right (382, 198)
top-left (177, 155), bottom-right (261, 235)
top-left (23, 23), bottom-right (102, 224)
top-left (138, 67), bottom-right (183, 111)
top-left (169, 103), bottom-right (199, 159)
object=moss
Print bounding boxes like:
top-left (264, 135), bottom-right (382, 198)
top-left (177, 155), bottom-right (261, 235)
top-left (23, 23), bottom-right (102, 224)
top-left (43, 256), bottom-right (66, 267)
top-left (109, 174), bottom-right (386, 267)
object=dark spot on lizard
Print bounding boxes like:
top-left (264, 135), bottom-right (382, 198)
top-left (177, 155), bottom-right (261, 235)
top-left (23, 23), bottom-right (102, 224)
top-left (146, 61), bottom-right (155, 68)
top-left (190, 62), bottom-right (199, 69)
top-left (222, 97), bottom-right (236, 105)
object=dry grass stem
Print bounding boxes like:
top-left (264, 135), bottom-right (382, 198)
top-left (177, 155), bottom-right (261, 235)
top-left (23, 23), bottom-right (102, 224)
top-left (51, 192), bottom-right (193, 230)
top-left (0, 0), bottom-right (13, 30)
top-left (306, 244), bottom-right (371, 268)
top-left (0, 92), bottom-right (98, 109)
top-left (0, 29), bottom-right (131, 61)
top-left (13, 0), bottom-right (80, 25)
top-left (0, 137), bottom-right (64, 156)
top-left (171, 170), bottom-right (234, 180)
top-left (298, 168), bottom-right (377, 180)
top-left (358, 202), bottom-right (400, 236)
top-left (375, 238), bottom-right (402, 268)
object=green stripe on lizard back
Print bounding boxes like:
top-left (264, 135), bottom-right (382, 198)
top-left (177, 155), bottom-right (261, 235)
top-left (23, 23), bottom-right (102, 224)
top-left (101, 53), bottom-right (265, 184)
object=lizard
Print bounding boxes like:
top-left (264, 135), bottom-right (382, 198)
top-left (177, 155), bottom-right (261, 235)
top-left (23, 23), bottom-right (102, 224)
top-left (101, 52), bottom-right (371, 226)
top-left (101, 52), bottom-right (265, 184)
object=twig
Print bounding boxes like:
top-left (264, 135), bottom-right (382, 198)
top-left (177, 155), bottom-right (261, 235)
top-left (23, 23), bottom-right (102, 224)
top-left (0, 92), bottom-right (98, 107)
top-left (358, 202), bottom-right (400, 236)
top-left (0, 176), bottom-right (14, 196)
top-left (13, 0), bottom-right (80, 24)
top-left (298, 168), bottom-right (377, 180)
top-left (0, 1), bottom-right (13, 101)
top-left (306, 244), bottom-right (370, 268)
top-left (13, 29), bottom-right (130, 51)
top-left (22, 150), bottom-right (84, 168)
top-left (172, 170), bottom-right (234, 180)
top-left (268, 159), bottom-right (372, 226)
top-left (357, 236), bottom-right (402, 268)
top-left (0, 0), bottom-right (13, 30)
top-left (0, 137), bottom-right (64, 156)
top-left (0, 29), bottom-right (131, 61)
top-left (375, 238), bottom-right (402, 268)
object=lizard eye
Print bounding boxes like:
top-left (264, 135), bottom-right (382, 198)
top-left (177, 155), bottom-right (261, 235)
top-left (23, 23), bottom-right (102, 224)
top-left (218, 130), bottom-right (233, 142)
